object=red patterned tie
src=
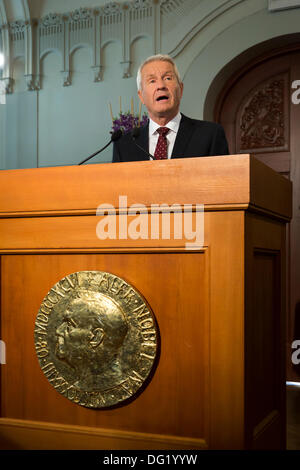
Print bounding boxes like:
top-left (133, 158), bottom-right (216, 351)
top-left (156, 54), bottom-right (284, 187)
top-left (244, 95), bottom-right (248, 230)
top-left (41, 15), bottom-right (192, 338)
top-left (154, 127), bottom-right (170, 160)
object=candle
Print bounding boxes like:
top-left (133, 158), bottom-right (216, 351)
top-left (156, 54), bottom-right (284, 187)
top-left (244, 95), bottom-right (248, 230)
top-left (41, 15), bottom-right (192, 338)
top-left (109, 102), bottom-right (113, 122)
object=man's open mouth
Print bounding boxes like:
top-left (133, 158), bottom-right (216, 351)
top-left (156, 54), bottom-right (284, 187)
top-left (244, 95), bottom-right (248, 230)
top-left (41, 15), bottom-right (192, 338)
top-left (156, 95), bottom-right (169, 101)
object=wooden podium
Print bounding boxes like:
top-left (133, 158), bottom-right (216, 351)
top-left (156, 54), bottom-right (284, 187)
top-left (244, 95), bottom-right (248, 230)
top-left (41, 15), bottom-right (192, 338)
top-left (0, 155), bottom-right (292, 450)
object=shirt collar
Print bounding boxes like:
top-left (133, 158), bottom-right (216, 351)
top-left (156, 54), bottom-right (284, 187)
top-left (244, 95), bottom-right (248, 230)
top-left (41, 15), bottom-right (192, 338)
top-left (149, 112), bottom-right (182, 135)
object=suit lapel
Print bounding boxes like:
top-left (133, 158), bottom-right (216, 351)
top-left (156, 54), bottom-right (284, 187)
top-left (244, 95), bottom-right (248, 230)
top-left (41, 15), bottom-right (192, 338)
top-left (171, 114), bottom-right (195, 158)
top-left (135, 123), bottom-right (149, 161)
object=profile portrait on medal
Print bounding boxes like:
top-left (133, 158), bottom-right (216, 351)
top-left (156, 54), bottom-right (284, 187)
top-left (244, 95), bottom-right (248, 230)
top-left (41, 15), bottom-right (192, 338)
top-left (55, 291), bottom-right (128, 391)
top-left (35, 271), bottom-right (158, 408)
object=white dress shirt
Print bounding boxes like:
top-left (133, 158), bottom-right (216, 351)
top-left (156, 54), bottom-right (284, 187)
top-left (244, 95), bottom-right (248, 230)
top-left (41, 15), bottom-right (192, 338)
top-left (148, 112), bottom-right (182, 159)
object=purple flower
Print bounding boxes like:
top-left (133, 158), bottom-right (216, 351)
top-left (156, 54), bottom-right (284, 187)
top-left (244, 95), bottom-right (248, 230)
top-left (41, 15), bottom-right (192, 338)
top-left (112, 112), bottom-right (149, 133)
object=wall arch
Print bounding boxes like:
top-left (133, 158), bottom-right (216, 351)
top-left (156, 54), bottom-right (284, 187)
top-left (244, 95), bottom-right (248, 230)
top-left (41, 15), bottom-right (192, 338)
top-left (4, 0), bottom-right (29, 22)
top-left (206, 34), bottom-right (300, 122)
top-left (130, 35), bottom-right (152, 77)
top-left (203, 36), bottom-right (300, 383)
top-left (101, 39), bottom-right (122, 51)
top-left (101, 39), bottom-right (122, 73)
top-left (40, 48), bottom-right (62, 62)
top-left (69, 43), bottom-right (92, 57)
top-left (130, 33), bottom-right (151, 46)
top-left (12, 54), bottom-right (25, 92)
top-left (180, 2), bottom-right (300, 120)
top-left (39, 49), bottom-right (62, 89)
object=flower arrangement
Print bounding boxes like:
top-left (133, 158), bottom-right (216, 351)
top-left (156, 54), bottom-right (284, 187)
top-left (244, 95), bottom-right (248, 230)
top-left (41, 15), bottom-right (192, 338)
top-left (109, 97), bottom-right (149, 133)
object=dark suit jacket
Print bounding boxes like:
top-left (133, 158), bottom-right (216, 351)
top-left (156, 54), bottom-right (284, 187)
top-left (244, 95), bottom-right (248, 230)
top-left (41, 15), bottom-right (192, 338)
top-left (112, 114), bottom-right (229, 162)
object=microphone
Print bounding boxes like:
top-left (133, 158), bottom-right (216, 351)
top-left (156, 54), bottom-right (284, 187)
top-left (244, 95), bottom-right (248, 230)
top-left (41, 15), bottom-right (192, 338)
top-left (131, 127), bottom-right (153, 160)
top-left (78, 129), bottom-right (123, 165)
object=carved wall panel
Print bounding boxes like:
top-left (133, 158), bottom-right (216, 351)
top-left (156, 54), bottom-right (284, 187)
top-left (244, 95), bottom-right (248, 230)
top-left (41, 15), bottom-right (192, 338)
top-left (236, 73), bottom-right (289, 154)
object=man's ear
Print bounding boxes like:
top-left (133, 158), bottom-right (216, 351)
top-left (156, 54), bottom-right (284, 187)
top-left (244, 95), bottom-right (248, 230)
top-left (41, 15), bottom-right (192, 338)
top-left (138, 89), bottom-right (145, 105)
top-left (89, 328), bottom-right (105, 349)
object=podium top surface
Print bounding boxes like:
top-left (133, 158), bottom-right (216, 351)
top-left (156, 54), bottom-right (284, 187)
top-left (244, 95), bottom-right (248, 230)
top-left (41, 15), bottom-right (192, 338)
top-left (0, 155), bottom-right (292, 220)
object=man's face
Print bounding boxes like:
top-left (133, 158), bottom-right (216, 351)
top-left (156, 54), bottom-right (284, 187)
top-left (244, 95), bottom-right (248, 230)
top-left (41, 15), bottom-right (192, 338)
top-left (138, 60), bottom-right (183, 123)
top-left (55, 307), bottom-right (94, 367)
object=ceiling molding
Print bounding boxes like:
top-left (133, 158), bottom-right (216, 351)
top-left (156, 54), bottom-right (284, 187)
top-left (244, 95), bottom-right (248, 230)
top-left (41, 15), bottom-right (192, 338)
top-left (268, 0), bottom-right (300, 11)
top-left (168, 0), bottom-right (244, 58)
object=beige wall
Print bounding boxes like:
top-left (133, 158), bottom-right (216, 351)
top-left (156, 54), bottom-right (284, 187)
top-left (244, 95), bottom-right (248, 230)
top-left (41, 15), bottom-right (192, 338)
top-left (1, 0), bottom-right (300, 168)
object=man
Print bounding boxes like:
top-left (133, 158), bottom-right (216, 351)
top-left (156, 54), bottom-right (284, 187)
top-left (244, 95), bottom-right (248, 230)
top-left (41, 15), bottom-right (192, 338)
top-left (55, 292), bottom-right (128, 391)
top-left (113, 54), bottom-right (229, 162)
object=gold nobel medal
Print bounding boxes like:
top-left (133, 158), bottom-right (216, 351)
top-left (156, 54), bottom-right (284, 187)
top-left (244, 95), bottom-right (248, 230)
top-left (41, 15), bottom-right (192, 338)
top-left (34, 271), bottom-right (158, 408)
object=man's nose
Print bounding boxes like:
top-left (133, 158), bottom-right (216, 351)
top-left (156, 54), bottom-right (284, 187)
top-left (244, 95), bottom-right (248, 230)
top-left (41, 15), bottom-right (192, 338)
top-left (157, 78), bottom-right (167, 89)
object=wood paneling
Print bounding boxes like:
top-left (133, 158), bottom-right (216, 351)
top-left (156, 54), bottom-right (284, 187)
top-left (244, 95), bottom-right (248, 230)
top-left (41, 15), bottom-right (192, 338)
top-left (0, 156), bottom-right (291, 221)
top-left (244, 213), bottom-right (286, 449)
top-left (208, 211), bottom-right (245, 449)
top-left (1, 250), bottom-right (209, 442)
top-left (0, 418), bottom-right (206, 450)
top-left (217, 47), bottom-right (300, 382)
top-left (250, 157), bottom-right (292, 220)
top-left (0, 157), bottom-right (291, 449)
top-left (0, 212), bottom-right (206, 252)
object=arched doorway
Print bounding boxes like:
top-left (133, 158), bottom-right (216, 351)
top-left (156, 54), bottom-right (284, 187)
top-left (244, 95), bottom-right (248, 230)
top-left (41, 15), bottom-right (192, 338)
top-left (214, 43), bottom-right (300, 382)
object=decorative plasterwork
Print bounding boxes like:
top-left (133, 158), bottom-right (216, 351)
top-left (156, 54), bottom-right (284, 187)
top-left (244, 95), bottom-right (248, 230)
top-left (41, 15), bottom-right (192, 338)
top-left (40, 13), bottom-right (63, 27)
top-left (101, 2), bottom-right (122, 15)
top-left (1, 0), bottom-right (166, 91)
top-left (160, 0), bottom-right (186, 14)
top-left (0, 76), bottom-right (14, 94)
top-left (9, 20), bottom-right (26, 33)
top-left (0, 0), bottom-right (245, 93)
top-left (70, 8), bottom-right (93, 21)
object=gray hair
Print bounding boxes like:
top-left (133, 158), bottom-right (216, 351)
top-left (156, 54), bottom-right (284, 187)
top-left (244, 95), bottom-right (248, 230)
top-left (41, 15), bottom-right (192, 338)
top-left (136, 54), bottom-right (182, 91)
